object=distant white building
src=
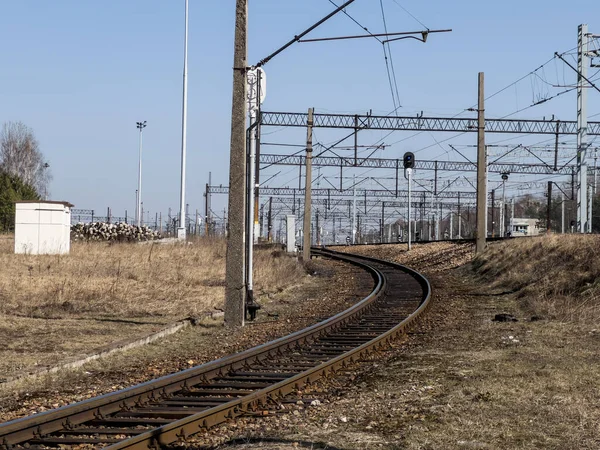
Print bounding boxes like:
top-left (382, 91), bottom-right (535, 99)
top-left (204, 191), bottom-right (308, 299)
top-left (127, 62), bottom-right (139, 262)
top-left (509, 218), bottom-right (541, 237)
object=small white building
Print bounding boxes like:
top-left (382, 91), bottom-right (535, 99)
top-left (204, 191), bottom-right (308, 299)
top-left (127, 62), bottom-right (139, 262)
top-left (510, 218), bottom-right (541, 237)
top-left (14, 201), bottom-right (73, 255)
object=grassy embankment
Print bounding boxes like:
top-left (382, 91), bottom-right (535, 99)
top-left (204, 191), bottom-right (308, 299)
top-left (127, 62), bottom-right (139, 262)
top-left (473, 234), bottom-right (600, 322)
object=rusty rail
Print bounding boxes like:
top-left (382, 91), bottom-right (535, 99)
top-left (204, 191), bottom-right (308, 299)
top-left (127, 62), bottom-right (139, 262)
top-left (0, 248), bottom-right (431, 449)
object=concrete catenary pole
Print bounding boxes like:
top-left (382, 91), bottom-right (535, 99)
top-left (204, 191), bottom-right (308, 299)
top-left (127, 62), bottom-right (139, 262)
top-left (577, 24), bottom-right (589, 233)
top-left (476, 72), bottom-right (487, 253)
top-left (177, 0), bottom-right (189, 240)
top-left (225, 0), bottom-right (248, 327)
top-left (302, 108), bottom-right (314, 261)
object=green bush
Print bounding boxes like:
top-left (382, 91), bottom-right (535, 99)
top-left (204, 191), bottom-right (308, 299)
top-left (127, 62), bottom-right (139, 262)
top-left (0, 170), bottom-right (40, 232)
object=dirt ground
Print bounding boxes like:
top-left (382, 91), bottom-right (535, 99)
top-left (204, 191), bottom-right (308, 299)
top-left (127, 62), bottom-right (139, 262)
top-left (0, 257), bottom-right (373, 422)
top-left (180, 242), bottom-right (600, 450)
top-left (3, 241), bottom-right (600, 449)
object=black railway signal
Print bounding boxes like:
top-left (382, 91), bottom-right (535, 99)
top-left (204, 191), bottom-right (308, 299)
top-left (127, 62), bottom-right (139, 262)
top-left (403, 152), bottom-right (415, 169)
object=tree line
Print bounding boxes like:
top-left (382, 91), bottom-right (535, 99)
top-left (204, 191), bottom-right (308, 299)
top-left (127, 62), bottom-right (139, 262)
top-left (0, 121), bottom-right (51, 231)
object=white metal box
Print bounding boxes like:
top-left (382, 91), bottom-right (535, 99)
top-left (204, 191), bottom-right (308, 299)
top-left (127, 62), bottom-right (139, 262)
top-left (14, 201), bottom-right (73, 255)
top-left (286, 215), bottom-right (296, 253)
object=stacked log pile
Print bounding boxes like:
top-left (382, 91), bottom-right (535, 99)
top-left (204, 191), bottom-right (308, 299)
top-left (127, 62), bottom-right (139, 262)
top-left (71, 222), bottom-right (162, 242)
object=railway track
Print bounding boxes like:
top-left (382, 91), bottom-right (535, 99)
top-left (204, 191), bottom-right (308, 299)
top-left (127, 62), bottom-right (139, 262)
top-left (0, 248), bottom-right (431, 449)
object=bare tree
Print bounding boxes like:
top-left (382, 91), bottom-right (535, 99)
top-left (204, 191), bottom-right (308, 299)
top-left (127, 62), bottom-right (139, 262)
top-left (0, 121), bottom-right (51, 196)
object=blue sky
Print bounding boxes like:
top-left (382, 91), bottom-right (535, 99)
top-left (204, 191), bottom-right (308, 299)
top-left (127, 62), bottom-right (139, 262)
top-left (0, 1), bottom-right (598, 223)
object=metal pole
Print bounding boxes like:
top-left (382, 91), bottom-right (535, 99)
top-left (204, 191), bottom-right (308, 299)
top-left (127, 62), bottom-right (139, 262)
top-left (547, 181), bottom-right (553, 233)
top-left (302, 107), bottom-right (314, 261)
top-left (354, 115), bottom-right (358, 166)
top-left (246, 79), bottom-right (259, 300)
top-left (332, 215), bottom-right (336, 244)
top-left (177, 0), bottom-right (189, 240)
top-left (134, 190), bottom-right (138, 225)
top-left (268, 196), bottom-right (273, 242)
top-left (588, 184), bottom-right (593, 232)
top-left (458, 192), bottom-right (462, 238)
top-left (225, 0), bottom-right (247, 327)
top-left (316, 209), bottom-right (320, 245)
top-left (577, 24), bottom-right (589, 233)
top-left (407, 169), bottom-right (412, 250)
top-left (437, 203), bottom-right (441, 240)
top-left (502, 180), bottom-right (506, 236)
top-left (136, 122), bottom-right (146, 226)
top-left (562, 192), bottom-right (565, 234)
top-left (476, 72), bottom-right (487, 253)
top-left (511, 198), bottom-right (515, 235)
top-left (491, 189), bottom-right (495, 238)
top-left (381, 201), bottom-right (385, 243)
top-left (352, 175), bottom-right (357, 244)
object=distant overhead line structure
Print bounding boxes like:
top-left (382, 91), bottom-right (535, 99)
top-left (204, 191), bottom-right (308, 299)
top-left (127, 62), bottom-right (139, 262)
top-left (207, 185), bottom-right (476, 199)
top-left (261, 111), bottom-right (600, 135)
top-left (259, 153), bottom-right (577, 175)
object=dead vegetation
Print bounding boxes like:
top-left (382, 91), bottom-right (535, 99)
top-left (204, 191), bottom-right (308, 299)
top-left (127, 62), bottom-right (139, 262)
top-left (200, 241), bottom-right (600, 449)
top-left (0, 235), bottom-right (307, 381)
top-left (472, 234), bottom-right (600, 322)
top-left (0, 235), bottom-right (305, 319)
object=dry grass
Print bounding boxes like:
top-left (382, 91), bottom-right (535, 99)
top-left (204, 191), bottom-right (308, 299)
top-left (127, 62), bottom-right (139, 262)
top-left (0, 235), bottom-right (305, 320)
top-left (206, 244), bottom-right (600, 449)
top-left (0, 235), bottom-right (307, 380)
top-left (472, 234), bottom-right (600, 322)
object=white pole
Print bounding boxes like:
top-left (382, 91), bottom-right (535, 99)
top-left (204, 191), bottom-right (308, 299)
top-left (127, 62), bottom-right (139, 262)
top-left (449, 210), bottom-right (453, 239)
top-left (436, 203), bottom-right (441, 240)
top-left (511, 198), bottom-right (515, 235)
top-left (177, 0), bottom-right (189, 240)
top-left (247, 105), bottom-right (258, 295)
top-left (562, 192), bottom-right (565, 234)
top-left (135, 189), bottom-right (139, 226)
top-left (588, 184), bottom-right (593, 231)
top-left (352, 175), bottom-right (357, 244)
top-left (407, 168), bottom-right (412, 250)
top-left (136, 123), bottom-right (145, 227)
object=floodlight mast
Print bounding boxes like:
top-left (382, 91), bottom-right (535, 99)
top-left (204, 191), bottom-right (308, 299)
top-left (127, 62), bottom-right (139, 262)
top-left (177, 0), bottom-right (189, 240)
top-left (136, 121), bottom-right (147, 227)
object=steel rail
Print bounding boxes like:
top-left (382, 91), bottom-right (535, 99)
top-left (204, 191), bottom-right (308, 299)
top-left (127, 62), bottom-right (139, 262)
top-left (0, 249), bottom-right (431, 449)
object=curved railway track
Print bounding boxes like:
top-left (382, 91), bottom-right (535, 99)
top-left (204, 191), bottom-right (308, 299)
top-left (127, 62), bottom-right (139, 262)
top-left (0, 248), bottom-right (431, 449)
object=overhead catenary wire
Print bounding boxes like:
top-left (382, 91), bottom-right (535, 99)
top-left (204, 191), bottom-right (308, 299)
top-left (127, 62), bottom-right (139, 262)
top-left (326, 0), bottom-right (401, 111)
top-left (378, 0), bottom-right (402, 110)
top-left (388, 0), bottom-right (429, 30)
